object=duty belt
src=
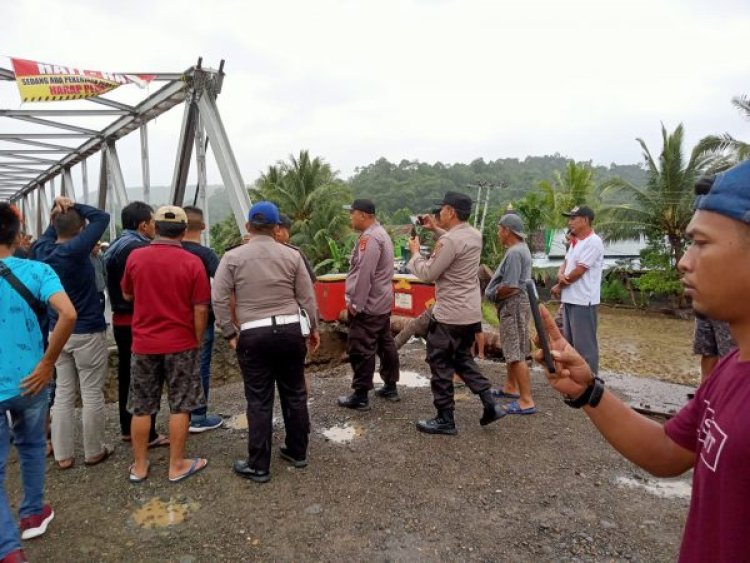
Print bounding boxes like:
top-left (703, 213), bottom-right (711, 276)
top-left (240, 314), bottom-right (300, 331)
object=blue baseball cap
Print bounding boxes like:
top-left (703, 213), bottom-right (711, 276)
top-left (696, 161), bottom-right (750, 224)
top-left (247, 201), bottom-right (280, 225)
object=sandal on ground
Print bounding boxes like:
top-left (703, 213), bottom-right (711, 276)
top-left (128, 461), bottom-right (150, 484)
top-left (57, 458), bottom-right (75, 470)
top-left (84, 446), bottom-right (114, 466)
top-left (169, 458), bottom-right (208, 484)
top-left (505, 400), bottom-right (537, 415)
top-left (490, 388), bottom-right (521, 400)
top-left (148, 435), bottom-right (170, 449)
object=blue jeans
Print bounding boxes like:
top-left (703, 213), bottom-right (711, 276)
top-left (192, 323), bottom-right (215, 417)
top-left (0, 392), bottom-right (47, 558)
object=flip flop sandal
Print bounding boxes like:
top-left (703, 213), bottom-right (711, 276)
top-left (505, 400), bottom-right (538, 415)
top-left (490, 389), bottom-right (521, 400)
top-left (148, 435), bottom-right (170, 449)
top-left (129, 462), bottom-right (150, 484)
top-left (85, 446), bottom-right (114, 466)
top-left (169, 458), bottom-right (208, 484)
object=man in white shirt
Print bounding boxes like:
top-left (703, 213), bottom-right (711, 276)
top-left (551, 206), bottom-right (604, 374)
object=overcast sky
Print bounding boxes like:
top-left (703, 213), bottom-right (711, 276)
top-left (2, 0), bottom-right (749, 194)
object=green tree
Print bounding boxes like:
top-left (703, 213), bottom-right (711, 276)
top-left (209, 214), bottom-right (241, 255)
top-left (514, 191), bottom-right (551, 254)
top-left (538, 161), bottom-right (598, 229)
top-left (700, 95), bottom-right (750, 166)
top-left (251, 150), bottom-right (353, 273)
top-left (598, 123), bottom-right (714, 265)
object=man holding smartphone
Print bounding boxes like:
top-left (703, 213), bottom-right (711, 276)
top-left (534, 161), bottom-right (750, 561)
top-left (408, 192), bottom-right (504, 435)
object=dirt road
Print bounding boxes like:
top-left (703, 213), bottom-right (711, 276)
top-left (11, 339), bottom-right (692, 562)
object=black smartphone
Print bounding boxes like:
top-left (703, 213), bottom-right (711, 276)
top-left (525, 279), bottom-right (556, 373)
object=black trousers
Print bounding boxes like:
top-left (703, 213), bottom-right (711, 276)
top-left (347, 312), bottom-right (400, 391)
top-left (426, 320), bottom-right (490, 410)
top-left (112, 324), bottom-right (158, 441)
top-left (236, 323), bottom-right (310, 472)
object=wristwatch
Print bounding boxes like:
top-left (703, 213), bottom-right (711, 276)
top-left (564, 377), bottom-right (605, 409)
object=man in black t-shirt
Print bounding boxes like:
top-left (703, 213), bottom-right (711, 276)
top-left (182, 206), bottom-right (223, 433)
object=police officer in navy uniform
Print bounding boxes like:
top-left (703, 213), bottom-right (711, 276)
top-left (408, 192), bottom-right (505, 434)
top-left (213, 201), bottom-right (320, 483)
top-left (338, 199), bottom-right (401, 410)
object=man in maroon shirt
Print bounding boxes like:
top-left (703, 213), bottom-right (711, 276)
top-left (121, 206), bottom-right (211, 484)
top-left (533, 161), bottom-right (750, 561)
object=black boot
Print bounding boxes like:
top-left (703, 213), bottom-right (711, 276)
top-left (375, 383), bottom-right (400, 402)
top-left (416, 409), bottom-right (457, 435)
top-left (338, 390), bottom-right (370, 411)
top-left (479, 390), bottom-right (506, 426)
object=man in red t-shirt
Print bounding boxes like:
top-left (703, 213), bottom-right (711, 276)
top-left (533, 162), bottom-right (750, 562)
top-left (121, 206), bottom-right (211, 484)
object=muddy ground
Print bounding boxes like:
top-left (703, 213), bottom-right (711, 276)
top-left (9, 307), bottom-right (698, 562)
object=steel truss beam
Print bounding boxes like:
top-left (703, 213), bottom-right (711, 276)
top-left (2, 59), bottom-right (250, 237)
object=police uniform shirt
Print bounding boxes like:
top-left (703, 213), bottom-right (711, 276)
top-left (345, 222), bottom-right (394, 316)
top-left (408, 222), bottom-right (482, 325)
top-left (212, 235), bottom-right (319, 338)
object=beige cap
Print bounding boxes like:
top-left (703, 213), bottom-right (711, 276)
top-left (154, 205), bottom-right (188, 224)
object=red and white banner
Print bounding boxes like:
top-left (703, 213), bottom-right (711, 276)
top-left (10, 58), bottom-right (155, 102)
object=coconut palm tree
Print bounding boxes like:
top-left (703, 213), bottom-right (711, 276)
top-left (251, 150), bottom-right (353, 273)
top-left (700, 95), bottom-right (750, 166)
top-left (598, 123), bottom-right (714, 265)
top-left (538, 161), bottom-right (597, 229)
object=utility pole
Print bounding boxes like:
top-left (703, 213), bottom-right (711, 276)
top-left (467, 180), bottom-right (503, 233)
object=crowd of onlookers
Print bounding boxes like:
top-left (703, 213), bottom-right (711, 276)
top-left (1, 160), bottom-right (749, 561)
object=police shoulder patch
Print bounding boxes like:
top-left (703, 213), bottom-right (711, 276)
top-left (359, 236), bottom-right (369, 252)
top-left (431, 241), bottom-right (443, 258)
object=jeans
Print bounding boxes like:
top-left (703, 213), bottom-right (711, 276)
top-left (0, 392), bottom-right (47, 559)
top-left (52, 331), bottom-right (109, 460)
top-left (192, 323), bottom-right (215, 418)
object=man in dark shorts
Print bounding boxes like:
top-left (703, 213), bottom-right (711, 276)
top-left (693, 315), bottom-right (735, 381)
top-left (121, 206), bottom-right (211, 484)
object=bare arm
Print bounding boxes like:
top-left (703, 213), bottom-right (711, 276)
top-left (534, 305), bottom-right (695, 477)
top-left (193, 304), bottom-right (209, 347)
top-left (559, 264), bottom-right (588, 286)
top-left (21, 292), bottom-right (77, 396)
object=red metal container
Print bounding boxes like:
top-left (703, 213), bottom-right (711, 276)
top-left (314, 273), bottom-right (436, 322)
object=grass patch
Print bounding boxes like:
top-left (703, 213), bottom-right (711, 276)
top-left (482, 300), bottom-right (499, 327)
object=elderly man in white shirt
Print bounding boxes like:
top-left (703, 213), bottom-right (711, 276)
top-left (551, 206), bottom-right (604, 374)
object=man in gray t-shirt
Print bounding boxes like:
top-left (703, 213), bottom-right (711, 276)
top-left (485, 214), bottom-right (536, 415)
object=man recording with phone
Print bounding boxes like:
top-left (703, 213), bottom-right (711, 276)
top-left (407, 192), bottom-right (504, 435)
top-left (533, 162), bottom-right (750, 561)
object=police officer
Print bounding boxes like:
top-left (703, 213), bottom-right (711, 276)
top-left (338, 199), bottom-right (401, 410)
top-left (212, 201), bottom-right (320, 483)
top-left (408, 191), bottom-right (505, 434)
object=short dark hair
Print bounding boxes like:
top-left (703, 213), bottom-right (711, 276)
top-left (248, 223), bottom-right (276, 236)
top-left (183, 206), bottom-right (204, 232)
top-left (456, 209), bottom-right (471, 222)
top-left (54, 208), bottom-right (85, 238)
top-left (0, 203), bottom-right (21, 247)
top-left (122, 201), bottom-right (154, 230)
top-left (155, 221), bottom-right (187, 238)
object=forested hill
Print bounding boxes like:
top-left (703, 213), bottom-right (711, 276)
top-left (349, 155), bottom-right (646, 215)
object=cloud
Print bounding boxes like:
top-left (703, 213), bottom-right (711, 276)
top-left (2, 0), bottom-right (749, 196)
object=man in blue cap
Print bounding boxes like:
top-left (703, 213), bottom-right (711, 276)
top-left (534, 161), bottom-right (750, 560)
top-left (213, 201), bottom-right (320, 483)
